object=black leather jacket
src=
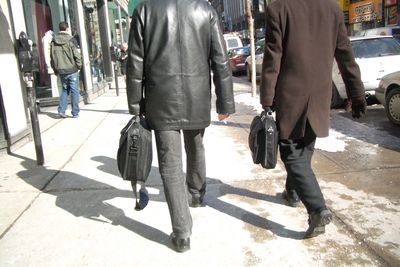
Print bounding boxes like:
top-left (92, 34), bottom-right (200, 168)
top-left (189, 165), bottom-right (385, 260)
top-left (126, 0), bottom-right (235, 130)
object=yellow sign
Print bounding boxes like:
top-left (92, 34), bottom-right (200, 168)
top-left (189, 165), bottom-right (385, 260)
top-left (336, 0), bottom-right (350, 11)
top-left (349, 0), bottom-right (382, 24)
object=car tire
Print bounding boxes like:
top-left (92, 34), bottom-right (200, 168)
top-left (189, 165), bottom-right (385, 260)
top-left (331, 83), bottom-right (343, 109)
top-left (246, 64), bottom-right (251, 82)
top-left (385, 87), bottom-right (400, 126)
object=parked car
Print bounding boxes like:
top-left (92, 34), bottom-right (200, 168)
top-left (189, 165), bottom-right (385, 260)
top-left (375, 71), bottom-right (400, 125)
top-left (354, 26), bottom-right (400, 43)
top-left (332, 36), bottom-right (400, 107)
top-left (223, 34), bottom-right (243, 51)
top-left (245, 38), bottom-right (265, 81)
top-left (244, 36), bottom-right (400, 108)
top-left (229, 46), bottom-right (250, 75)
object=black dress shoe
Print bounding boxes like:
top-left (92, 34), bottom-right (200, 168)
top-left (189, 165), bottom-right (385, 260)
top-left (282, 189), bottom-right (300, 207)
top-left (304, 209), bottom-right (333, 238)
top-left (171, 234), bottom-right (190, 253)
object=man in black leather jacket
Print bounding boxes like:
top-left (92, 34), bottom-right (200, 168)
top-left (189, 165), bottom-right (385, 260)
top-left (126, 0), bottom-right (235, 252)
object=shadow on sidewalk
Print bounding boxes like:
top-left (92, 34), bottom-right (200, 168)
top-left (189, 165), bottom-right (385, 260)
top-left (14, 151), bottom-right (303, 251)
top-left (79, 108), bottom-right (129, 115)
top-left (15, 154), bottom-right (172, 249)
top-left (92, 156), bottom-right (304, 240)
top-left (211, 120), bottom-right (250, 129)
top-left (37, 110), bottom-right (62, 119)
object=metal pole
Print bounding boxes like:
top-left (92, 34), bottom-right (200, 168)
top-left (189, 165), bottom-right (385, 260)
top-left (117, 6), bottom-right (124, 43)
top-left (98, 0), bottom-right (113, 81)
top-left (24, 73), bottom-right (44, 165)
top-left (114, 63), bottom-right (119, 96)
top-left (0, 84), bottom-right (12, 154)
top-left (246, 0), bottom-right (257, 97)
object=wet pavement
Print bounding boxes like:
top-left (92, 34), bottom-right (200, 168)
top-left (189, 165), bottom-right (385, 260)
top-left (0, 77), bottom-right (399, 266)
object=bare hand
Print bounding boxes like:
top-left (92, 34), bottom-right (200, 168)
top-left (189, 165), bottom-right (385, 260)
top-left (218, 114), bottom-right (229, 121)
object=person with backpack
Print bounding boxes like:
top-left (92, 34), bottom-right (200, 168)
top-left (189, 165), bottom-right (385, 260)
top-left (50, 21), bottom-right (82, 118)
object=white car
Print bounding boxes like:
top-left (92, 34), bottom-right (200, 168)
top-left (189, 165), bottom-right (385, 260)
top-left (375, 71), bottom-right (400, 125)
top-left (332, 36), bottom-right (400, 107)
top-left (245, 35), bottom-right (400, 109)
top-left (223, 34), bottom-right (243, 51)
top-left (245, 38), bottom-right (265, 81)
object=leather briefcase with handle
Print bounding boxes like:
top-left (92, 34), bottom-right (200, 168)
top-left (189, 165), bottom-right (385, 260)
top-left (248, 110), bottom-right (279, 169)
top-left (117, 115), bottom-right (152, 210)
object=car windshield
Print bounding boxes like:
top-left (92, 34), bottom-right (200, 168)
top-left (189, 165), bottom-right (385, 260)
top-left (227, 39), bottom-right (240, 48)
top-left (351, 38), bottom-right (400, 58)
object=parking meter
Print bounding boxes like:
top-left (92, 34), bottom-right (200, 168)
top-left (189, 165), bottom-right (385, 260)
top-left (109, 45), bottom-right (120, 95)
top-left (16, 31), bottom-right (44, 165)
top-left (110, 45), bottom-right (120, 62)
top-left (17, 32), bottom-right (33, 72)
top-left (16, 31), bottom-right (39, 73)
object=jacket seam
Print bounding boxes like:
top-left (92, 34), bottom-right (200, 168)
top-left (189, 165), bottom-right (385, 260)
top-left (176, 0), bottom-right (184, 115)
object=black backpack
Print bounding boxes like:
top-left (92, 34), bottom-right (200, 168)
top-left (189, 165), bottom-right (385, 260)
top-left (117, 115), bottom-right (152, 210)
top-left (248, 110), bottom-right (279, 169)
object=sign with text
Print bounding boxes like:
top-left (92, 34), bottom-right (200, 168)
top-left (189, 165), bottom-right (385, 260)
top-left (387, 5), bottom-right (398, 25)
top-left (349, 0), bottom-right (382, 24)
top-left (385, 0), bottom-right (397, 6)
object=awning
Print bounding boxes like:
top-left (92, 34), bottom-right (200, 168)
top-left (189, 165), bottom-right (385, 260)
top-left (113, 0), bottom-right (129, 15)
top-left (128, 0), bottom-right (142, 16)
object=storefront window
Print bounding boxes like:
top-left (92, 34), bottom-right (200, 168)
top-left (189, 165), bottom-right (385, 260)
top-left (386, 4), bottom-right (398, 26)
top-left (22, 0), bottom-right (80, 99)
top-left (83, 0), bottom-right (105, 85)
top-left (22, 0), bottom-right (53, 98)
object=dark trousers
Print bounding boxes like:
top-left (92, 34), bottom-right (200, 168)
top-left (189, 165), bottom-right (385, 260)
top-left (154, 129), bottom-right (206, 238)
top-left (279, 122), bottom-right (326, 214)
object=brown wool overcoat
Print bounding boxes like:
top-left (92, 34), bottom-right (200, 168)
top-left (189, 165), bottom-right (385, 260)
top-left (260, 0), bottom-right (365, 139)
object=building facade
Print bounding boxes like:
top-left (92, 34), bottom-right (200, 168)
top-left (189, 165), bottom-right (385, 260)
top-left (211, 0), bottom-right (399, 38)
top-left (348, 0), bottom-right (399, 34)
top-left (223, 0), bottom-right (246, 32)
top-left (209, 0), bottom-right (266, 42)
top-left (0, 0), bottom-right (130, 153)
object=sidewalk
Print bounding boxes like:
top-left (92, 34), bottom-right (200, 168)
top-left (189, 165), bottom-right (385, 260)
top-left (0, 79), bottom-right (399, 266)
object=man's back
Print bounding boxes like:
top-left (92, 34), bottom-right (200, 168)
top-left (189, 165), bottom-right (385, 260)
top-left (132, 0), bottom-right (220, 77)
top-left (127, 0), bottom-right (234, 130)
top-left (260, 0), bottom-right (364, 139)
top-left (50, 32), bottom-right (81, 75)
top-left (263, 0), bottom-right (344, 88)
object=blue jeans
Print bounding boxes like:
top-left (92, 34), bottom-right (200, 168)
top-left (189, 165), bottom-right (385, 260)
top-left (154, 129), bottom-right (206, 239)
top-left (58, 72), bottom-right (80, 116)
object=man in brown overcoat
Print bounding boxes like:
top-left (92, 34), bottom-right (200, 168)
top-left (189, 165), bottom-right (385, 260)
top-left (260, 0), bottom-right (367, 238)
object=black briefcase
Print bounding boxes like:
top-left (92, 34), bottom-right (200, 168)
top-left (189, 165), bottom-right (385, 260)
top-left (248, 110), bottom-right (279, 169)
top-left (117, 115), bottom-right (152, 210)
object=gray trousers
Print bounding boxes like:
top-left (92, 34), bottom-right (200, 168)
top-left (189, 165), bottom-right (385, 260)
top-left (154, 129), bottom-right (206, 238)
top-left (279, 122), bottom-right (326, 214)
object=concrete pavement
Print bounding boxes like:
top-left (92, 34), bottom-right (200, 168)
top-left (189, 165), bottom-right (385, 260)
top-left (0, 78), bottom-right (399, 266)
